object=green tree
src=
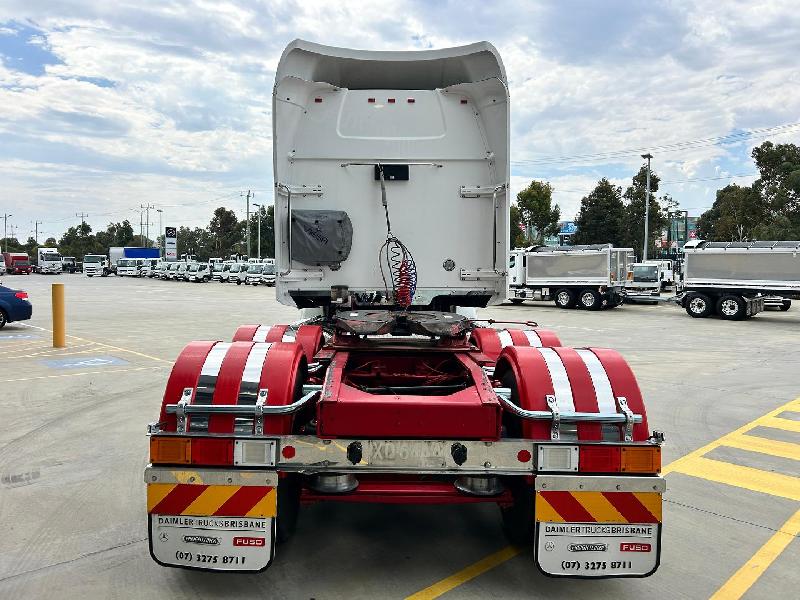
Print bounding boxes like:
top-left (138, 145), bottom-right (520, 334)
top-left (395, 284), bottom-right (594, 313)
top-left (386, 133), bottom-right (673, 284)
top-left (751, 141), bottom-right (800, 238)
top-left (572, 178), bottom-right (625, 246)
top-left (247, 205), bottom-right (275, 259)
top-left (208, 207), bottom-right (243, 258)
top-left (509, 203), bottom-right (527, 248)
top-left (621, 166), bottom-right (668, 258)
top-left (516, 180), bottom-right (561, 244)
top-left (178, 226), bottom-right (212, 261)
top-left (697, 184), bottom-right (766, 241)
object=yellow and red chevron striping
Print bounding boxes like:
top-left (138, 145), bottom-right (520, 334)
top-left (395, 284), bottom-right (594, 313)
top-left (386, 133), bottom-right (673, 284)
top-left (147, 484), bottom-right (277, 518)
top-left (536, 490), bottom-right (661, 523)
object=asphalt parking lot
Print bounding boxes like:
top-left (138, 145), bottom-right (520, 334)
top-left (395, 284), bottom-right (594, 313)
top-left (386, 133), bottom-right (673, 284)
top-left (1, 274), bottom-right (798, 599)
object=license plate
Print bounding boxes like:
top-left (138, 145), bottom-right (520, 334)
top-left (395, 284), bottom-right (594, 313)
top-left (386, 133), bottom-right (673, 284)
top-left (367, 440), bottom-right (447, 468)
top-left (150, 514), bottom-right (274, 572)
top-left (535, 521), bottom-right (660, 577)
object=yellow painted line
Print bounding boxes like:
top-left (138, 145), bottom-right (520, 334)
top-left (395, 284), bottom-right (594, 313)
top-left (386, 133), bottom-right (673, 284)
top-left (3, 348), bottom-right (101, 360)
top-left (760, 416), bottom-right (800, 434)
top-left (146, 483), bottom-right (177, 511)
top-left (245, 488), bottom-right (278, 518)
top-left (183, 486), bottom-right (240, 516)
top-left (405, 546), bottom-right (522, 600)
top-left (20, 323), bottom-right (171, 364)
top-left (710, 508), bottom-right (800, 600)
top-left (671, 456), bottom-right (800, 501)
top-left (663, 397), bottom-right (800, 475)
top-left (405, 395), bottom-right (800, 599)
top-left (722, 434), bottom-right (800, 462)
top-left (0, 365), bottom-right (164, 383)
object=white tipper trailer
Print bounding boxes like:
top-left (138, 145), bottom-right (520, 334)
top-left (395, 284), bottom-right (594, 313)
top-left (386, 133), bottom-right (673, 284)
top-left (678, 240), bottom-right (800, 319)
top-left (508, 245), bottom-right (632, 310)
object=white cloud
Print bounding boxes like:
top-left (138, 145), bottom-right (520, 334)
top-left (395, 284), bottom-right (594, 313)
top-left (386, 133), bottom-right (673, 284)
top-left (0, 0), bottom-right (798, 239)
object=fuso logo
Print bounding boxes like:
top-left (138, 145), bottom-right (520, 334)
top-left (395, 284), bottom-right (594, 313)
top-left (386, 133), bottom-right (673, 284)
top-left (620, 543), bottom-right (651, 552)
top-left (233, 537), bottom-right (265, 547)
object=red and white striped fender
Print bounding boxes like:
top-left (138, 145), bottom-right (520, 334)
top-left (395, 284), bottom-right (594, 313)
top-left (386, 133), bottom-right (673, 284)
top-left (232, 324), bottom-right (323, 363)
top-left (159, 340), bottom-right (306, 435)
top-left (470, 328), bottom-right (562, 362)
top-left (494, 346), bottom-right (650, 441)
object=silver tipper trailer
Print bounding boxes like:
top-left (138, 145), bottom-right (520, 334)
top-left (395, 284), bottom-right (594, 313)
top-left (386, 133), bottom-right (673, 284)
top-left (508, 244), bottom-right (632, 310)
top-left (678, 240), bottom-right (800, 319)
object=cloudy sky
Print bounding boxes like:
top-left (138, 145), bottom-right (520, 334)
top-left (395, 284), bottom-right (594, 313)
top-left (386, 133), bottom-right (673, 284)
top-left (1, 0), bottom-right (799, 242)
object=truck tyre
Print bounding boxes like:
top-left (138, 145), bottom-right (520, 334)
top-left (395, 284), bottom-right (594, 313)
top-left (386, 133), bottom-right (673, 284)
top-left (578, 289), bottom-right (602, 310)
top-left (509, 298), bottom-right (524, 305)
top-left (554, 288), bottom-right (576, 309)
top-left (717, 295), bottom-right (746, 320)
top-left (0, 309), bottom-right (7, 329)
top-left (685, 293), bottom-right (713, 318)
top-left (780, 300), bottom-right (791, 312)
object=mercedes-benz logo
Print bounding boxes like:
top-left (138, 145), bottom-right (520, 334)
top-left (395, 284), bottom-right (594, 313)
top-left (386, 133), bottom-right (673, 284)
top-left (544, 541), bottom-right (555, 551)
top-left (159, 532), bottom-right (169, 542)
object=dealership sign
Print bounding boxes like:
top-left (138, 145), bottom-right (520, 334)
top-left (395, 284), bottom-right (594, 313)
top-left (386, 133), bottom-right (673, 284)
top-left (165, 226), bottom-right (178, 260)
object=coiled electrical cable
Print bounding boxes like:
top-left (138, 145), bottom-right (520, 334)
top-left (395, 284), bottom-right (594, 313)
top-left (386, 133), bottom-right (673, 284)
top-left (376, 165), bottom-right (418, 308)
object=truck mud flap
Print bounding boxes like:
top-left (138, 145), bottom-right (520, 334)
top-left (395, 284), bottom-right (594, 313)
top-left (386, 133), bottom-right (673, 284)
top-left (147, 469), bottom-right (277, 573)
top-left (534, 475), bottom-right (665, 578)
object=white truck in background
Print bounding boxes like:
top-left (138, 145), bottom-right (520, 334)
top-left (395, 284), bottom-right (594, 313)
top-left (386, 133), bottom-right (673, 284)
top-left (35, 247), bottom-right (62, 274)
top-left (83, 254), bottom-right (112, 277)
top-left (624, 260), bottom-right (674, 303)
top-left (678, 240), bottom-right (800, 319)
top-left (508, 244), bottom-right (632, 310)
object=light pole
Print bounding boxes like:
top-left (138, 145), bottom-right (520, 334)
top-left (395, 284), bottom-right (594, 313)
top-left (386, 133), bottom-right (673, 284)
top-left (641, 153), bottom-right (653, 261)
top-left (156, 209), bottom-right (163, 257)
top-left (252, 203), bottom-right (262, 259)
top-left (2, 213), bottom-right (12, 252)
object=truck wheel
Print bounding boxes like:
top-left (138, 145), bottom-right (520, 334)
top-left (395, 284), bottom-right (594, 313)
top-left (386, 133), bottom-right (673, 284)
top-left (509, 298), bottom-right (524, 305)
top-left (554, 288), bottom-right (576, 309)
top-left (717, 295), bottom-right (746, 320)
top-left (579, 289), bottom-right (602, 310)
top-left (685, 293), bottom-right (713, 318)
top-left (780, 300), bottom-right (792, 312)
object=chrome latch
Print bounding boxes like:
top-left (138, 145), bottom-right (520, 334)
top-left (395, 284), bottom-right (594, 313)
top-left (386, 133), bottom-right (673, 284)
top-left (546, 394), bottom-right (560, 440)
top-left (254, 389), bottom-right (268, 435)
top-left (176, 387), bottom-right (192, 433)
top-left (616, 396), bottom-right (634, 442)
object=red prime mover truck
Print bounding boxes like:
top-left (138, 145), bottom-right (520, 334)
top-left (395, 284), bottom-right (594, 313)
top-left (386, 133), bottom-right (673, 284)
top-left (2, 252), bottom-right (32, 275)
top-left (144, 40), bottom-right (665, 579)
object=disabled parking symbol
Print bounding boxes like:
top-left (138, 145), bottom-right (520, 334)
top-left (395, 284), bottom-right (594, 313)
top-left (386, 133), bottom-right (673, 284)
top-left (40, 355), bottom-right (130, 370)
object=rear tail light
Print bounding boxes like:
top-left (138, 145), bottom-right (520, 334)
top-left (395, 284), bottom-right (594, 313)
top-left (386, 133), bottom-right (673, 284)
top-left (579, 445), bottom-right (621, 472)
top-left (621, 446), bottom-right (661, 473)
top-left (149, 437), bottom-right (235, 466)
top-left (191, 438), bottom-right (234, 465)
top-left (15, 291), bottom-right (28, 300)
top-left (150, 437), bottom-right (191, 464)
top-left (538, 444), bottom-right (660, 474)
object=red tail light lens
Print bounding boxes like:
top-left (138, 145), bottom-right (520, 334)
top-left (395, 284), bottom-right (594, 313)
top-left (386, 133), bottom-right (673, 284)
top-left (579, 446), bottom-right (622, 472)
top-left (191, 438), bottom-right (234, 465)
top-left (15, 291), bottom-right (28, 300)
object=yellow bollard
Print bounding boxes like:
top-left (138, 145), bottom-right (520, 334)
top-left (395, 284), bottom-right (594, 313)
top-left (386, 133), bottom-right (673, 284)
top-left (52, 283), bottom-right (66, 348)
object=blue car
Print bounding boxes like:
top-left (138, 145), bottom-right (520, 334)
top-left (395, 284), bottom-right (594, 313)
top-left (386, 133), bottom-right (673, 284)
top-left (0, 283), bottom-right (33, 328)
